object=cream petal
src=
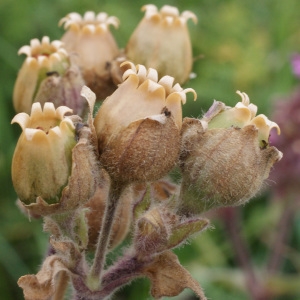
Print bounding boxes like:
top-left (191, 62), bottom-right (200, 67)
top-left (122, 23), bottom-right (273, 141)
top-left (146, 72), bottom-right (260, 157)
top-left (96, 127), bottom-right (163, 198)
top-left (136, 64), bottom-right (148, 81)
top-left (30, 38), bottom-right (41, 48)
top-left (30, 102), bottom-right (43, 116)
top-left (43, 102), bottom-right (56, 117)
top-left (48, 126), bottom-right (63, 138)
top-left (138, 79), bottom-right (165, 99)
top-left (167, 88), bottom-right (196, 105)
top-left (49, 53), bottom-right (61, 65)
top-left (142, 4), bottom-right (158, 18)
top-left (37, 56), bottom-right (50, 68)
top-left (249, 114), bottom-right (281, 143)
top-left (11, 113), bottom-right (30, 130)
top-left (165, 92), bottom-right (183, 128)
top-left (158, 76), bottom-right (175, 94)
top-left (161, 5), bottom-right (179, 17)
top-left (106, 16), bottom-right (120, 28)
top-left (121, 70), bottom-right (140, 88)
top-left (52, 40), bottom-right (64, 49)
top-left (55, 105), bottom-right (73, 119)
top-left (84, 11), bottom-right (96, 21)
top-left (147, 68), bottom-right (158, 82)
top-left (41, 36), bottom-right (50, 45)
top-left (68, 12), bottom-right (83, 22)
top-left (248, 103), bottom-right (258, 119)
top-left (122, 68), bottom-right (137, 80)
top-left (59, 13), bottom-right (82, 29)
top-left (235, 102), bottom-right (249, 110)
top-left (172, 83), bottom-right (184, 93)
top-left (163, 16), bottom-right (174, 26)
top-left (95, 24), bottom-right (108, 33)
top-left (121, 61), bottom-right (137, 80)
top-left (25, 57), bottom-right (38, 68)
top-left (82, 24), bottom-right (96, 34)
top-left (96, 12), bottom-right (108, 22)
top-left (18, 45), bottom-right (32, 56)
top-left (182, 88), bottom-right (197, 102)
top-left (59, 119), bottom-right (75, 134)
top-left (61, 19), bottom-right (78, 30)
top-left (24, 128), bottom-right (46, 142)
top-left (181, 11), bottom-right (198, 24)
top-left (236, 90), bottom-right (250, 106)
top-left (232, 107), bottom-right (252, 124)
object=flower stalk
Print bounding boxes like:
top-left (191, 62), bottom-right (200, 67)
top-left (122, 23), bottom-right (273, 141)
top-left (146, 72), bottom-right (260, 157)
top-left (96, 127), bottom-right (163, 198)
top-left (87, 181), bottom-right (125, 290)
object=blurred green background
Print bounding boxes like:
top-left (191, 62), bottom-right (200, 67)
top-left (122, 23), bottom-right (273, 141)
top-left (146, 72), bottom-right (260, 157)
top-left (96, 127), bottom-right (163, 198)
top-left (1, 0), bottom-right (300, 299)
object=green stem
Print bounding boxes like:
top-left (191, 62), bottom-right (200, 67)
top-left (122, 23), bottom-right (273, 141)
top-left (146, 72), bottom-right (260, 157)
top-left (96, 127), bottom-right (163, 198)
top-left (88, 181), bottom-right (124, 290)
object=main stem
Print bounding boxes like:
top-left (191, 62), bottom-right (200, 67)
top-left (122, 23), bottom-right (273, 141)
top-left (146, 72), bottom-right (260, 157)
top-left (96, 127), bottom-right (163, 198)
top-left (88, 181), bottom-right (124, 290)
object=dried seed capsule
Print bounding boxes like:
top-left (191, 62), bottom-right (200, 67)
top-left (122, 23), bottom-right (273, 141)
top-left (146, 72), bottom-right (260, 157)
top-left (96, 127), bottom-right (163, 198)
top-left (126, 5), bottom-right (197, 84)
top-left (59, 11), bottom-right (120, 100)
top-left (93, 61), bottom-right (196, 183)
top-left (12, 101), bottom-right (99, 216)
top-left (13, 36), bottom-right (85, 115)
top-left (178, 91), bottom-right (282, 216)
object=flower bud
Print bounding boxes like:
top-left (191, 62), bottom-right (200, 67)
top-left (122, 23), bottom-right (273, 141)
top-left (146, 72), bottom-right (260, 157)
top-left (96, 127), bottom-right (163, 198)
top-left (93, 61), bottom-right (196, 183)
top-left (178, 91), bottom-right (283, 216)
top-left (59, 11), bottom-right (120, 99)
top-left (206, 91), bottom-right (280, 148)
top-left (13, 36), bottom-right (85, 115)
top-left (134, 205), bottom-right (209, 257)
top-left (12, 102), bottom-right (75, 204)
top-left (125, 5), bottom-right (197, 84)
top-left (34, 65), bottom-right (86, 117)
top-left (12, 101), bottom-right (100, 216)
top-left (135, 207), bottom-right (169, 256)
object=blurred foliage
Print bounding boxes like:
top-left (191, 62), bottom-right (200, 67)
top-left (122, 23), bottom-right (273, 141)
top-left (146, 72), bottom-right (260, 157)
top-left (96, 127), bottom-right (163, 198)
top-left (1, 0), bottom-right (300, 299)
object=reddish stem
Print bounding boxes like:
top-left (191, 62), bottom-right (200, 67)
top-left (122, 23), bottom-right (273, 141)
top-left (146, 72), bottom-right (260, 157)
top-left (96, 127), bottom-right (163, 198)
top-left (267, 195), bottom-right (297, 274)
top-left (220, 207), bottom-right (270, 300)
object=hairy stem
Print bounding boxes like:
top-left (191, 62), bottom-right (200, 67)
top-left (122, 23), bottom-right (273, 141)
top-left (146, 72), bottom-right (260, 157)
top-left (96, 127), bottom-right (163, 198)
top-left (72, 252), bottom-right (145, 300)
top-left (88, 181), bottom-right (124, 290)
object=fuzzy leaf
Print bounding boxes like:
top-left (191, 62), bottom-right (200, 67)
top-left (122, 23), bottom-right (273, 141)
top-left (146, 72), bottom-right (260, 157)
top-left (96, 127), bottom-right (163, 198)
top-left (74, 208), bottom-right (89, 249)
top-left (18, 255), bottom-right (69, 300)
top-left (143, 251), bottom-right (207, 299)
top-left (167, 218), bottom-right (209, 249)
top-left (133, 185), bottom-right (151, 221)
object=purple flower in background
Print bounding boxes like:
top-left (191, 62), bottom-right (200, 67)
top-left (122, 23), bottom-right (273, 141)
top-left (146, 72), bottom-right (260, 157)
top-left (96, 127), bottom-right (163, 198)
top-left (270, 88), bottom-right (300, 195)
top-left (291, 53), bottom-right (300, 78)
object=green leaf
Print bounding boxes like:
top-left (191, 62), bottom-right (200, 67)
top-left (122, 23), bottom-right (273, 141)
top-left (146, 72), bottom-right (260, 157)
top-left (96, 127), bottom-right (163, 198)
top-left (167, 218), bottom-right (209, 249)
top-left (133, 185), bottom-right (151, 221)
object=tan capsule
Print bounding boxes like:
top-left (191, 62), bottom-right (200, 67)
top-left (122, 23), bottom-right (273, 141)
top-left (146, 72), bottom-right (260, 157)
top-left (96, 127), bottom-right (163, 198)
top-left (126, 5), bottom-right (197, 84)
top-left (178, 92), bottom-right (282, 216)
top-left (59, 11), bottom-right (120, 100)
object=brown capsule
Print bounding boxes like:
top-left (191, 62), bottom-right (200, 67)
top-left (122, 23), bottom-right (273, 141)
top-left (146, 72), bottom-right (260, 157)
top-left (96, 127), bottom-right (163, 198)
top-left (126, 5), bottom-right (197, 84)
top-left (59, 11), bottom-right (121, 100)
top-left (94, 62), bottom-right (196, 184)
top-left (178, 117), bottom-right (282, 216)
